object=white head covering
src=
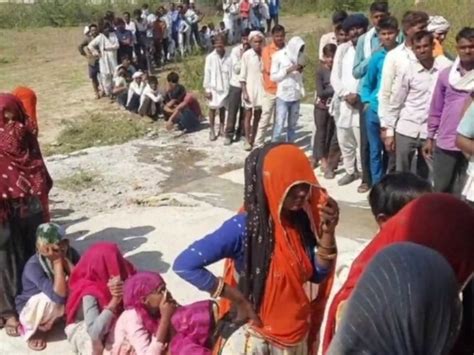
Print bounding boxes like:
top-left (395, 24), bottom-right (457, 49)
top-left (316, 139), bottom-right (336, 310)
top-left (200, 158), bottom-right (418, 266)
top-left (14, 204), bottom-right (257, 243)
top-left (132, 71), bottom-right (144, 80)
top-left (286, 36), bottom-right (305, 64)
top-left (249, 30), bottom-right (264, 42)
top-left (427, 16), bottom-right (451, 34)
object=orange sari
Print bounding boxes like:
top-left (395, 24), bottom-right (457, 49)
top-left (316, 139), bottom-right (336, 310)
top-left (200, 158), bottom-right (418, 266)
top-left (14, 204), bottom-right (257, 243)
top-left (218, 144), bottom-right (335, 353)
top-left (12, 86), bottom-right (38, 136)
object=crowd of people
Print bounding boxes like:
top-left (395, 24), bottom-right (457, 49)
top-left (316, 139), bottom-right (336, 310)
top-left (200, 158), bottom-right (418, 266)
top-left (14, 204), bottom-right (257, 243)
top-left (1, 0), bottom-right (474, 354)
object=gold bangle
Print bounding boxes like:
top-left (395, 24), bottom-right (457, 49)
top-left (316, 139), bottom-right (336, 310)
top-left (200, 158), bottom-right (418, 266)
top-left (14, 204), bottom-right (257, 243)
top-left (316, 251), bottom-right (338, 260)
top-left (211, 277), bottom-right (225, 299)
top-left (318, 242), bottom-right (337, 249)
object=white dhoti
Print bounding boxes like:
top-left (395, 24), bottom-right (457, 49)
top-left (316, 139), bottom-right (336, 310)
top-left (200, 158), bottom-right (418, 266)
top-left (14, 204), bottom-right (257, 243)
top-left (203, 50), bottom-right (232, 110)
top-left (19, 292), bottom-right (64, 341)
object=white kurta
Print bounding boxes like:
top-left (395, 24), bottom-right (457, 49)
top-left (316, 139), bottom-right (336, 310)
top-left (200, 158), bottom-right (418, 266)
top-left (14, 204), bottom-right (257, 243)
top-left (88, 33), bottom-right (119, 76)
top-left (240, 49), bottom-right (264, 109)
top-left (203, 50), bottom-right (232, 109)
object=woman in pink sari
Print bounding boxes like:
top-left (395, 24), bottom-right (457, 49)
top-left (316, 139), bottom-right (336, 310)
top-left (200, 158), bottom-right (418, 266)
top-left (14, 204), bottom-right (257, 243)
top-left (112, 271), bottom-right (215, 355)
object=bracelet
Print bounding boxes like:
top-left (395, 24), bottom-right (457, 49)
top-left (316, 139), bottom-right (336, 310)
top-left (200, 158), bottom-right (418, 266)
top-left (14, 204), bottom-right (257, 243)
top-left (318, 243), bottom-right (337, 250)
top-left (316, 251), bottom-right (338, 260)
top-left (211, 277), bottom-right (225, 299)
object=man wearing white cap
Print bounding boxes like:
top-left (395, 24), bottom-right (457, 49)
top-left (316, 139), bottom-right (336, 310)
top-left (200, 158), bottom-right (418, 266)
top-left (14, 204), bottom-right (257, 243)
top-left (240, 30), bottom-right (265, 150)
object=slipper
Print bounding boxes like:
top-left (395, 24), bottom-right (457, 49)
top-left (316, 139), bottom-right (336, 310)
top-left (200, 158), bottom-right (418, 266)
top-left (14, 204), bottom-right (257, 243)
top-left (27, 333), bottom-right (47, 352)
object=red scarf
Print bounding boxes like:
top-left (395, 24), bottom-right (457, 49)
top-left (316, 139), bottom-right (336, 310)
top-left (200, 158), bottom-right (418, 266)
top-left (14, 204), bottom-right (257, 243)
top-left (65, 242), bottom-right (136, 325)
top-left (322, 193), bottom-right (474, 353)
top-left (0, 93), bottom-right (52, 223)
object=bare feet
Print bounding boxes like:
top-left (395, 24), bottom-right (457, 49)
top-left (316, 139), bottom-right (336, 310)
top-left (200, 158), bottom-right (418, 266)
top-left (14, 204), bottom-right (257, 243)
top-left (4, 316), bottom-right (20, 337)
top-left (28, 331), bottom-right (47, 351)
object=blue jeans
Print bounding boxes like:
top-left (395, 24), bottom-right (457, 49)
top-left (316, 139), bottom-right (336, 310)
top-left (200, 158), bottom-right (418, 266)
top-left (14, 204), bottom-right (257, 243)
top-left (365, 107), bottom-right (384, 184)
top-left (272, 98), bottom-right (300, 143)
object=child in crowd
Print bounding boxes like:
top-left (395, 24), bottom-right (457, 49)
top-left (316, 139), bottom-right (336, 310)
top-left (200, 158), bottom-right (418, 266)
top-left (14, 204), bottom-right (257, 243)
top-left (126, 71), bottom-right (145, 113)
top-left (199, 25), bottom-right (211, 52)
top-left (139, 75), bottom-right (163, 119)
top-left (65, 243), bottom-right (136, 355)
top-left (16, 223), bottom-right (80, 351)
top-left (208, 23), bottom-right (217, 45)
top-left (218, 21), bottom-right (229, 43)
top-left (114, 55), bottom-right (137, 81)
top-left (113, 67), bottom-right (129, 107)
top-left (313, 43), bottom-right (340, 179)
top-left (112, 272), bottom-right (215, 355)
top-left (319, 10), bottom-right (348, 61)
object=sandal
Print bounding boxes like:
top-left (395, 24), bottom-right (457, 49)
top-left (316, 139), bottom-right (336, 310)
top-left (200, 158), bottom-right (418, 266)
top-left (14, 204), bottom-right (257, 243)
top-left (28, 332), bottom-right (47, 351)
top-left (4, 317), bottom-right (20, 337)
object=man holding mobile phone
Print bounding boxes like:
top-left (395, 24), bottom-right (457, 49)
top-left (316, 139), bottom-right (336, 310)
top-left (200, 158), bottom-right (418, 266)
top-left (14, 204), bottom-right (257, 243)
top-left (270, 36), bottom-right (306, 143)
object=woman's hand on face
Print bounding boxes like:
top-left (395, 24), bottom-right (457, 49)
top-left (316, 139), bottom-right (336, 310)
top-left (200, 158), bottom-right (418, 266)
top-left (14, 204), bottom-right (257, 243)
top-left (107, 278), bottom-right (124, 298)
top-left (159, 291), bottom-right (177, 320)
top-left (319, 197), bottom-right (339, 234)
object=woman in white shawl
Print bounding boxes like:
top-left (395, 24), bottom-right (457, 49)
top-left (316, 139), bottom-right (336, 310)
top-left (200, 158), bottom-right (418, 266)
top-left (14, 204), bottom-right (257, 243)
top-left (87, 22), bottom-right (119, 97)
top-left (203, 34), bottom-right (232, 141)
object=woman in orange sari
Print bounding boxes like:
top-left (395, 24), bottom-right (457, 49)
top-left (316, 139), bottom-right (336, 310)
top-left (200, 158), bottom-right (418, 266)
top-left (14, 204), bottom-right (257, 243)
top-left (173, 143), bottom-right (339, 354)
top-left (12, 87), bottom-right (38, 136)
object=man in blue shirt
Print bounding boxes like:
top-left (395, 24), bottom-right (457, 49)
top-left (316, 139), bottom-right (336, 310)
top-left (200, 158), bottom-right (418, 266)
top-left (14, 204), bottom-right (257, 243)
top-left (360, 16), bottom-right (400, 184)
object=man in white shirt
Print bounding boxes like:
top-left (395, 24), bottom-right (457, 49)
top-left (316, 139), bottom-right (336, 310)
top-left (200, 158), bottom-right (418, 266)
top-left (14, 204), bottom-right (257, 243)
top-left (330, 14), bottom-right (369, 187)
top-left (139, 75), bottom-right (163, 119)
top-left (225, 28), bottom-right (251, 145)
top-left (270, 36), bottom-right (306, 143)
top-left (378, 11), bottom-right (429, 147)
top-left (240, 31), bottom-right (266, 151)
top-left (389, 31), bottom-right (450, 179)
top-left (203, 35), bottom-right (232, 141)
top-left (185, 3), bottom-right (201, 48)
top-left (319, 10), bottom-right (348, 61)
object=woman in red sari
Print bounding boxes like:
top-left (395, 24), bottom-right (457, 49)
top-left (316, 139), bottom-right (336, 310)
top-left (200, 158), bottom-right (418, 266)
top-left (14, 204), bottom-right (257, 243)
top-left (322, 193), bottom-right (474, 354)
top-left (0, 93), bottom-right (52, 336)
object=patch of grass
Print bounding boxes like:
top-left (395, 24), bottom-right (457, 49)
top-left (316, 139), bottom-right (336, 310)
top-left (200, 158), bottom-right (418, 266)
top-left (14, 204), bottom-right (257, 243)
top-left (56, 169), bottom-right (99, 192)
top-left (0, 56), bottom-right (16, 65)
top-left (45, 112), bottom-right (151, 155)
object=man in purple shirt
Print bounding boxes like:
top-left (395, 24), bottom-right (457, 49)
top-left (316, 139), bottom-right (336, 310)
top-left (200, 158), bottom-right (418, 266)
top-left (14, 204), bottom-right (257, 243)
top-left (424, 27), bottom-right (474, 193)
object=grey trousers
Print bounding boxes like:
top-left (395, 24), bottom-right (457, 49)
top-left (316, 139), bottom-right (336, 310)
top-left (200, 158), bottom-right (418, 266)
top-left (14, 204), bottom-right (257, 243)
top-left (433, 146), bottom-right (468, 195)
top-left (395, 133), bottom-right (429, 180)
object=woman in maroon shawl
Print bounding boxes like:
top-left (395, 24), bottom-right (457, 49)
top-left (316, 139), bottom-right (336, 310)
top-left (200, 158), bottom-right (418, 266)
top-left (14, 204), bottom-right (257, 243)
top-left (0, 93), bottom-right (52, 336)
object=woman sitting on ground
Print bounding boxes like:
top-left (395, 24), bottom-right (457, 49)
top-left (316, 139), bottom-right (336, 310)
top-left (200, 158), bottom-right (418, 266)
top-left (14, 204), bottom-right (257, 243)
top-left (16, 223), bottom-right (80, 351)
top-left (322, 193), bottom-right (474, 354)
top-left (173, 143), bottom-right (339, 353)
top-left (0, 94), bottom-right (52, 337)
top-left (328, 243), bottom-right (462, 354)
top-left (65, 242), bottom-right (136, 355)
top-left (112, 271), bottom-right (216, 355)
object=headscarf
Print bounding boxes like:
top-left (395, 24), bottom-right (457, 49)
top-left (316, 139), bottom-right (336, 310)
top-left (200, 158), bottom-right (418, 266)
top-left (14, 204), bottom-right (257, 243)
top-left (327, 243), bottom-right (462, 355)
top-left (36, 222), bottom-right (65, 279)
top-left (238, 143), bottom-right (332, 347)
top-left (65, 242), bottom-right (136, 324)
top-left (322, 193), bottom-right (474, 352)
top-left (286, 36), bottom-right (305, 64)
top-left (123, 271), bottom-right (165, 335)
top-left (0, 94), bottom-right (52, 224)
top-left (341, 13), bottom-right (369, 33)
top-left (427, 15), bottom-right (451, 34)
top-left (12, 87), bottom-right (38, 136)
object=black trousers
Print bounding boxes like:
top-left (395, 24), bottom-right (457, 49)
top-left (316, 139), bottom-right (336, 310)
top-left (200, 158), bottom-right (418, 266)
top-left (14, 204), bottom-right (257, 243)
top-left (225, 85), bottom-right (245, 139)
top-left (0, 198), bottom-right (44, 317)
top-left (313, 107), bottom-right (340, 171)
top-left (433, 146), bottom-right (467, 195)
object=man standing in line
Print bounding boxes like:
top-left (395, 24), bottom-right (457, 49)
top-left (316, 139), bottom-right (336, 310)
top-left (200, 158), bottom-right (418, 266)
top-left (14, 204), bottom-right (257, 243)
top-left (378, 11), bottom-right (429, 150)
top-left (319, 10), bottom-right (348, 62)
top-left (78, 24), bottom-right (101, 99)
top-left (270, 36), bottom-right (306, 143)
top-left (203, 35), bottom-right (232, 141)
top-left (254, 24), bottom-right (286, 147)
top-left (388, 31), bottom-right (450, 179)
top-left (330, 14), bottom-right (369, 187)
top-left (240, 31), bottom-right (266, 151)
top-left (424, 27), bottom-right (474, 193)
top-left (225, 29), bottom-right (252, 145)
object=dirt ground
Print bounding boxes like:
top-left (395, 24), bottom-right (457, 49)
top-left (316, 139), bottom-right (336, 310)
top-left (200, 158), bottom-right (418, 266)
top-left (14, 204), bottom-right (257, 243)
top-left (0, 13), bottom-right (329, 145)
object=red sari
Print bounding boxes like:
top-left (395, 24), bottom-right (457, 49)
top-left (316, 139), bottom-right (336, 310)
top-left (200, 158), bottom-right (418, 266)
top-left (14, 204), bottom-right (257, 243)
top-left (322, 193), bottom-right (474, 353)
